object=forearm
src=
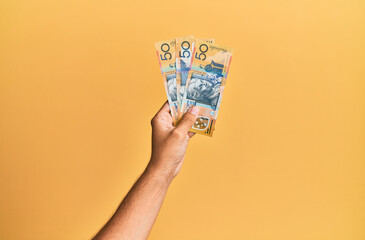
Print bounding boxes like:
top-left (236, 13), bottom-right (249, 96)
top-left (93, 164), bottom-right (172, 240)
top-left (93, 102), bottom-right (198, 239)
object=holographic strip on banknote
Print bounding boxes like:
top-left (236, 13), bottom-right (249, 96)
top-left (180, 40), bottom-right (233, 136)
top-left (155, 39), bottom-right (179, 124)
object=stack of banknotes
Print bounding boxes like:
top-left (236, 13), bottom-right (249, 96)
top-left (155, 36), bottom-right (233, 137)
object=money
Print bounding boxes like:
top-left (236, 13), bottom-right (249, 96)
top-left (155, 37), bottom-right (232, 136)
top-left (176, 36), bottom-right (195, 118)
top-left (180, 40), bottom-right (233, 136)
top-left (155, 39), bottom-right (179, 123)
top-left (176, 37), bottom-right (215, 121)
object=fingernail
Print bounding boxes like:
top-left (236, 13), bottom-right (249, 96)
top-left (190, 106), bottom-right (199, 115)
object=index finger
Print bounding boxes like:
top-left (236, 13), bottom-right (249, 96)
top-left (157, 101), bottom-right (170, 114)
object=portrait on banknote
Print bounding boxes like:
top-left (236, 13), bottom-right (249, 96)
top-left (185, 73), bottom-right (220, 110)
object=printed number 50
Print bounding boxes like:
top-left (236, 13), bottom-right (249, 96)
top-left (179, 41), bottom-right (190, 58)
top-left (160, 43), bottom-right (172, 60)
top-left (195, 44), bottom-right (208, 61)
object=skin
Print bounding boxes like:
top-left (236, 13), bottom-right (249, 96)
top-left (93, 101), bottom-right (199, 240)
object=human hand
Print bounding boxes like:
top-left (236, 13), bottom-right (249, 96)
top-left (147, 101), bottom-right (199, 182)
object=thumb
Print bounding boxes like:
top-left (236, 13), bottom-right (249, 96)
top-left (176, 106), bottom-right (199, 133)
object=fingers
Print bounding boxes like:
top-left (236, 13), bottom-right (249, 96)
top-left (176, 106), bottom-right (199, 133)
top-left (151, 101), bottom-right (172, 127)
top-left (157, 101), bottom-right (170, 114)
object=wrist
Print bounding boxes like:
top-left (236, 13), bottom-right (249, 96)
top-left (145, 162), bottom-right (175, 185)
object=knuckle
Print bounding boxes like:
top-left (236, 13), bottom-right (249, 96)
top-left (172, 129), bottom-right (184, 139)
top-left (185, 112), bottom-right (196, 122)
top-left (151, 116), bottom-right (157, 126)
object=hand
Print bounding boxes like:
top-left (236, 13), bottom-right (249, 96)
top-left (93, 101), bottom-right (199, 240)
top-left (147, 101), bottom-right (199, 181)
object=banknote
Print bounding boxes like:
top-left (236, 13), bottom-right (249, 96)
top-left (176, 36), bottom-right (195, 114)
top-left (176, 37), bottom-right (215, 121)
top-left (180, 40), bottom-right (233, 136)
top-left (155, 39), bottom-right (178, 123)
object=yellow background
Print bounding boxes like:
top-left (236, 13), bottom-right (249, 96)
top-left (0, 0), bottom-right (364, 239)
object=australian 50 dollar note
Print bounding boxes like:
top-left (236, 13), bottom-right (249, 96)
top-left (155, 39), bottom-right (179, 123)
top-left (176, 37), bottom-right (215, 121)
top-left (176, 36), bottom-right (195, 116)
top-left (180, 40), bottom-right (233, 136)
